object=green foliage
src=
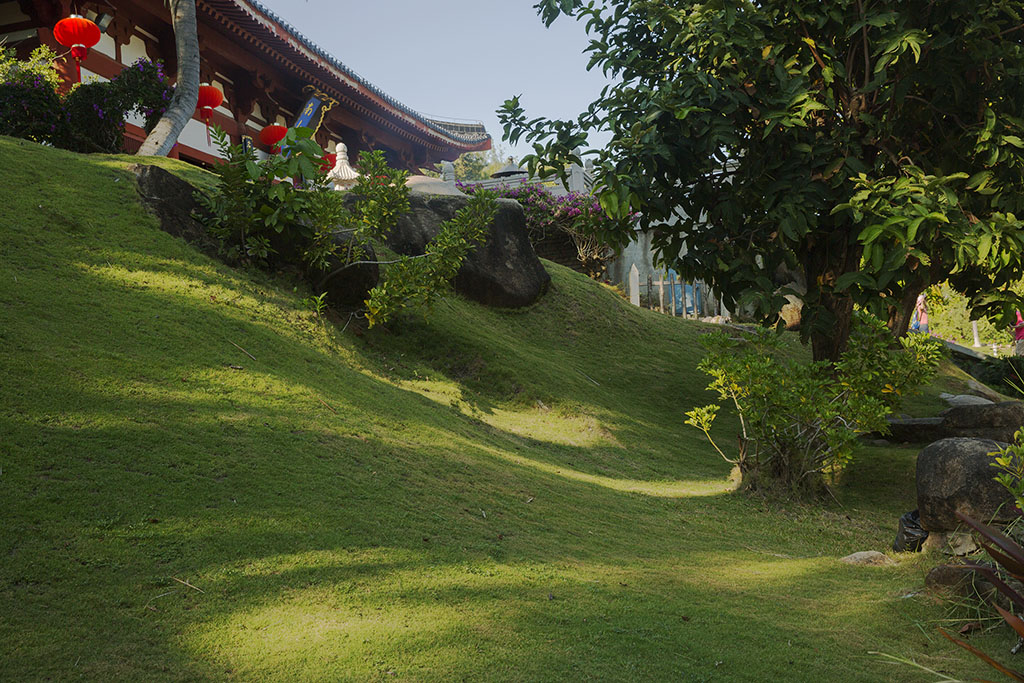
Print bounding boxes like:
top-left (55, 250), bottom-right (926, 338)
top-left (197, 126), bottom-right (496, 327)
top-left (110, 58), bottom-right (172, 132)
top-left (196, 125), bottom-right (328, 265)
top-left (928, 283), bottom-right (1003, 346)
top-left (61, 82), bottom-right (127, 153)
top-left (0, 49), bottom-right (170, 153)
top-left (686, 314), bottom-right (941, 497)
top-left (992, 431), bottom-right (1024, 515)
top-left (0, 46), bottom-right (65, 144)
top-left (0, 82), bottom-right (64, 145)
top-left (365, 188), bottom-right (497, 326)
top-left (452, 146), bottom-right (506, 181)
top-left (502, 0), bottom-right (1024, 361)
top-left (0, 45), bottom-right (61, 90)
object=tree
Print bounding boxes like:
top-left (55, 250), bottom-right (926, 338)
top-left (502, 0), bottom-right (1024, 361)
top-left (137, 0), bottom-right (199, 156)
top-left (453, 146), bottom-right (507, 181)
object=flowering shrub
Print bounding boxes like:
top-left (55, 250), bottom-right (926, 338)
top-left (62, 59), bottom-right (172, 153)
top-left (0, 82), bottom-right (64, 144)
top-left (0, 45), bottom-right (61, 90)
top-left (0, 46), bottom-right (65, 144)
top-left (112, 58), bottom-right (171, 132)
top-left (459, 181), bottom-right (629, 278)
top-left (0, 48), bottom-right (170, 153)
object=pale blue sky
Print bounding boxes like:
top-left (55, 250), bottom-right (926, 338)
top-left (252, 0), bottom-right (613, 159)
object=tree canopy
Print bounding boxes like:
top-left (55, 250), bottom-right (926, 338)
top-left (502, 0), bottom-right (1024, 360)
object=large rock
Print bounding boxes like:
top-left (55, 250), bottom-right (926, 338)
top-left (916, 437), bottom-right (1016, 531)
top-left (387, 194), bottom-right (550, 308)
top-left (942, 401), bottom-right (1024, 442)
top-left (131, 164), bottom-right (217, 255)
top-left (884, 400), bottom-right (1024, 443)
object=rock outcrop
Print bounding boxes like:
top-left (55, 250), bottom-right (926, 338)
top-left (388, 194), bottom-right (550, 308)
top-left (916, 437), bottom-right (1016, 531)
top-left (885, 401), bottom-right (1024, 443)
top-left (131, 164), bottom-right (217, 254)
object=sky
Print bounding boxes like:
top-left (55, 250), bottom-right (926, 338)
top-left (251, 0), bottom-right (614, 160)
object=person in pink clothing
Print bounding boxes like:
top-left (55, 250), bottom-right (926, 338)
top-left (1015, 311), bottom-right (1024, 356)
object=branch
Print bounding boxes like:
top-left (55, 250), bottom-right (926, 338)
top-left (856, 0), bottom-right (871, 90)
top-left (317, 254), bottom-right (430, 289)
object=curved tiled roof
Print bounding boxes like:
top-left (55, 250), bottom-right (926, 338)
top-left (216, 0), bottom-right (490, 149)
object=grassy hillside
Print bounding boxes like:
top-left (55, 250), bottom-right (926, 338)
top-left (0, 135), bottom-right (1002, 681)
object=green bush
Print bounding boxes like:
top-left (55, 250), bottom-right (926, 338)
top-left (686, 313), bottom-right (942, 498)
top-left (0, 48), bottom-right (170, 153)
top-left (0, 44), bottom-right (66, 144)
top-left (0, 82), bottom-right (64, 144)
top-left (196, 126), bottom-right (497, 327)
top-left (61, 81), bottom-right (126, 153)
top-left (61, 59), bottom-right (171, 153)
top-left (0, 45), bottom-right (61, 90)
top-left (927, 282), bottom-right (1004, 346)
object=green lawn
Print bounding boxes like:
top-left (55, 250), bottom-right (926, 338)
top-left (0, 135), bottom-right (1008, 681)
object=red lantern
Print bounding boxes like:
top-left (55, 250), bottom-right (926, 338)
top-left (196, 84), bottom-right (224, 145)
top-left (258, 124), bottom-right (288, 153)
top-left (319, 152), bottom-right (337, 172)
top-left (53, 15), bottom-right (101, 82)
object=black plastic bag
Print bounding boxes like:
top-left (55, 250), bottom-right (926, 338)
top-left (893, 509), bottom-right (929, 552)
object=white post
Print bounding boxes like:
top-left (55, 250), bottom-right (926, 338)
top-left (972, 320), bottom-right (982, 347)
top-left (670, 273), bottom-right (678, 316)
top-left (629, 264), bottom-right (640, 306)
top-left (658, 275), bottom-right (665, 313)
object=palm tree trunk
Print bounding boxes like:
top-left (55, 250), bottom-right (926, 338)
top-left (137, 0), bottom-right (200, 157)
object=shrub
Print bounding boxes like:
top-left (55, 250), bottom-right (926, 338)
top-left (0, 45), bottom-right (61, 90)
top-left (0, 45), bottom-right (65, 144)
top-left (1, 47), bottom-right (170, 153)
top-left (196, 125), bottom-right (497, 327)
top-left (61, 81), bottom-right (126, 153)
top-left (0, 82), bottom-right (64, 144)
top-left (685, 313), bottom-right (942, 497)
top-left (61, 59), bottom-right (171, 153)
top-left (111, 58), bottom-right (171, 132)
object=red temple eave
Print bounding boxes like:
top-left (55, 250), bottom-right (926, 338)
top-left (205, 0), bottom-right (491, 155)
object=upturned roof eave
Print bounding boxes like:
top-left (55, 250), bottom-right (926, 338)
top-left (203, 0), bottom-right (491, 153)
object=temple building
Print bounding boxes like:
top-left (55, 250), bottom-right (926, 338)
top-left (0, 0), bottom-right (491, 169)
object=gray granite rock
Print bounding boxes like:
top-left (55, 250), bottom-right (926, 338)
top-left (916, 437), bottom-right (1016, 531)
top-left (388, 194), bottom-right (550, 308)
top-left (840, 551), bottom-right (896, 566)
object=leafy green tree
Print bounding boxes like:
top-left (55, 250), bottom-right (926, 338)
top-left (453, 146), bottom-right (507, 181)
top-left (503, 0), bottom-right (1024, 361)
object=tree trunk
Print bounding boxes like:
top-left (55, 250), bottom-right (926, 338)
top-left (137, 0), bottom-right (200, 157)
top-left (809, 292), bottom-right (854, 363)
top-left (887, 283), bottom-right (925, 339)
top-left (803, 230), bottom-right (860, 363)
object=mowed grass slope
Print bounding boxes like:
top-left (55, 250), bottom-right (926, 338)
top-left (0, 136), bottom-right (998, 681)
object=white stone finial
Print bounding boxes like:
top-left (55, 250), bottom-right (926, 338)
top-left (328, 142), bottom-right (360, 191)
top-left (441, 160), bottom-right (456, 183)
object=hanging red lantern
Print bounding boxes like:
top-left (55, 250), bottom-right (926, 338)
top-left (195, 84), bottom-right (224, 145)
top-left (53, 15), bottom-right (101, 82)
top-left (258, 124), bottom-right (288, 153)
